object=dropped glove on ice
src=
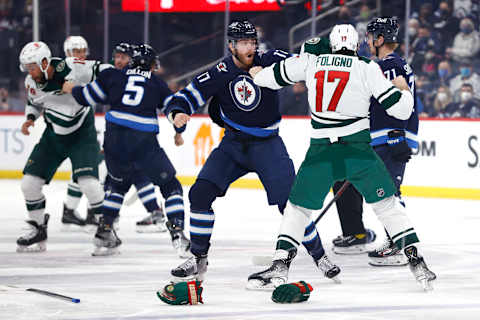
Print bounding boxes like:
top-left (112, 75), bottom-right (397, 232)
top-left (271, 281), bottom-right (313, 304)
top-left (157, 281), bottom-right (203, 305)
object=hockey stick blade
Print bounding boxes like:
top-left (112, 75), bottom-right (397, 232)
top-left (26, 288), bottom-right (80, 303)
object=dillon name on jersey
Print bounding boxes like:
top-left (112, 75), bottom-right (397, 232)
top-left (370, 52), bottom-right (419, 149)
top-left (165, 49), bottom-right (290, 137)
top-left (25, 57), bottom-right (109, 135)
top-left (72, 67), bottom-right (172, 133)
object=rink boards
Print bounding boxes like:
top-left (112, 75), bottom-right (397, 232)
top-left (0, 113), bottom-right (479, 200)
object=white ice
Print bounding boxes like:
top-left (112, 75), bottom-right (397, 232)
top-left (1, 179), bottom-right (479, 320)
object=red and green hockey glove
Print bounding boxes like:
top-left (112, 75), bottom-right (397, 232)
top-left (157, 281), bottom-right (203, 305)
top-left (271, 281), bottom-right (313, 304)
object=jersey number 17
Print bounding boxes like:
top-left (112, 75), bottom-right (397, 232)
top-left (314, 70), bottom-right (350, 112)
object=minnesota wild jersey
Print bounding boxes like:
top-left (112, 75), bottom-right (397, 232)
top-left (25, 57), bottom-right (112, 135)
top-left (253, 39), bottom-right (413, 142)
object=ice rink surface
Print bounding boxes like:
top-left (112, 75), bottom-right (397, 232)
top-left (1, 179), bottom-right (480, 320)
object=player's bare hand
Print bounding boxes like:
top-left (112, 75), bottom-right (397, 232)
top-left (62, 81), bottom-right (76, 94)
top-left (391, 76), bottom-right (410, 91)
top-left (21, 119), bottom-right (34, 136)
top-left (173, 113), bottom-right (190, 128)
top-left (249, 66), bottom-right (263, 78)
top-left (174, 133), bottom-right (184, 146)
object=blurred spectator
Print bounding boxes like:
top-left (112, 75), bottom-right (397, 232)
top-left (420, 85), bottom-right (453, 117)
top-left (279, 82), bottom-right (309, 116)
top-left (422, 49), bottom-right (441, 80)
top-left (0, 87), bottom-right (23, 112)
top-left (416, 74), bottom-right (436, 109)
top-left (444, 83), bottom-right (480, 117)
top-left (337, 6), bottom-right (355, 25)
top-left (437, 60), bottom-right (454, 85)
top-left (407, 18), bottom-right (420, 41)
top-left (410, 26), bottom-right (439, 72)
top-left (433, 1), bottom-right (460, 48)
top-left (449, 61), bottom-right (480, 100)
top-left (414, 3), bottom-right (435, 28)
top-left (446, 17), bottom-right (480, 64)
top-left (256, 25), bottom-right (273, 52)
top-left (356, 5), bottom-right (372, 58)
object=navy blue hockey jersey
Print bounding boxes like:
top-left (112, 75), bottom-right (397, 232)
top-left (72, 67), bottom-right (172, 133)
top-left (165, 49), bottom-right (290, 137)
top-left (370, 52), bottom-right (419, 149)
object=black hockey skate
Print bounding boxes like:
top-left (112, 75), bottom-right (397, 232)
top-left (246, 248), bottom-right (296, 291)
top-left (314, 254), bottom-right (341, 283)
top-left (404, 245), bottom-right (436, 291)
top-left (17, 214), bottom-right (50, 253)
top-left (368, 236), bottom-right (408, 266)
top-left (136, 208), bottom-right (167, 233)
top-left (171, 254), bottom-right (208, 282)
top-left (61, 204), bottom-right (86, 231)
top-left (92, 217), bottom-right (122, 256)
top-left (166, 220), bottom-right (191, 258)
top-left (332, 228), bottom-right (376, 255)
top-left (85, 208), bottom-right (99, 233)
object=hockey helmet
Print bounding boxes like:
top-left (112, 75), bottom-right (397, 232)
top-left (329, 24), bottom-right (359, 52)
top-left (113, 42), bottom-right (135, 57)
top-left (19, 41), bottom-right (52, 78)
top-left (129, 44), bottom-right (158, 70)
top-left (366, 17), bottom-right (399, 43)
top-left (64, 35), bottom-right (89, 57)
top-left (227, 20), bottom-right (257, 41)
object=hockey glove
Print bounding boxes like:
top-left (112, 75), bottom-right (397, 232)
top-left (157, 281), bottom-right (203, 305)
top-left (387, 130), bottom-right (412, 163)
top-left (271, 281), bottom-right (313, 304)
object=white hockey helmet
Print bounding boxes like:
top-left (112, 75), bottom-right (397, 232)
top-left (64, 35), bottom-right (89, 57)
top-left (329, 24), bottom-right (359, 53)
top-left (19, 41), bottom-right (52, 78)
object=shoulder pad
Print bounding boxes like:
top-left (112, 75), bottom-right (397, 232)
top-left (215, 61), bottom-right (229, 73)
top-left (358, 56), bottom-right (372, 64)
top-left (301, 37), bottom-right (331, 56)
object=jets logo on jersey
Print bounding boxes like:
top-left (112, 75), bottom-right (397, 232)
top-left (229, 75), bottom-right (261, 112)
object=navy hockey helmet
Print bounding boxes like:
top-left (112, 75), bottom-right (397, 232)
top-left (113, 42), bottom-right (135, 57)
top-left (130, 44), bottom-right (158, 70)
top-left (227, 20), bottom-right (257, 41)
top-left (366, 17), bottom-right (399, 43)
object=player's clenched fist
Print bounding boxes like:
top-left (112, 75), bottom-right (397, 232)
top-left (21, 119), bottom-right (35, 135)
top-left (62, 81), bottom-right (76, 94)
top-left (173, 113), bottom-right (190, 128)
top-left (249, 66), bottom-right (263, 78)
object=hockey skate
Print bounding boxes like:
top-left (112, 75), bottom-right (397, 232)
top-left (84, 208), bottom-right (99, 233)
top-left (368, 236), bottom-right (408, 266)
top-left (332, 228), bottom-right (376, 255)
top-left (17, 214), bottom-right (50, 253)
top-left (136, 209), bottom-right (167, 233)
top-left (92, 218), bottom-right (122, 256)
top-left (314, 254), bottom-right (341, 283)
top-left (246, 248), bottom-right (296, 291)
top-left (166, 220), bottom-right (191, 258)
top-left (404, 245), bottom-right (436, 291)
top-left (171, 255), bottom-right (208, 282)
top-left (61, 204), bottom-right (86, 232)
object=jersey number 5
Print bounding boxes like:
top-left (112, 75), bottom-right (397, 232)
top-left (315, 70), bottom-right (350, 112)
top-left (122, 76), bottom-right (145, 107)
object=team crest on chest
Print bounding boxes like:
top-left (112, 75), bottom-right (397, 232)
top-left (229, 75), bottom-right (261, 112)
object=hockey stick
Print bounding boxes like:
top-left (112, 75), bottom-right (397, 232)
top-left (251, 181), bottom-right (351, 266)
top-left (0, 285), bottom-right (80, 303)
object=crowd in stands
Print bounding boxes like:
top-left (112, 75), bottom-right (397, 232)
top-left (1, 0), bottom-right (479, 119)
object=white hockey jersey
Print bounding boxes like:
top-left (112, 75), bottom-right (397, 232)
top-left (25, 57), bottom-right (112, 135)
top-left (253, 52), bottom-right (414, 142)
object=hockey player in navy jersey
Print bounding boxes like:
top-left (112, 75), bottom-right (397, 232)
top-left (165, 20), bottom-right (340, 287)
top-left (62, 44), bottom-right (190, 256)
top-left (332, 17), bottom-right (420, 266)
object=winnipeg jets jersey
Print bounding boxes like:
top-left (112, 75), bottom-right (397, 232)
top-left (254, 51), bottom-right (414, 141)
top-left (25, 57), bottom-right (111, 135)
top-left (164, 49), bottom-right (290, 137)
top-left (71, 67), bottom-right (172, 133)
top-left (370, 52), bottom-right (419, 149)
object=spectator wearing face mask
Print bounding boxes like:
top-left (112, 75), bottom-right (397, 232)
top-left (450, 62), bottom-right (480, 100)
top-left (422, 49), bottom-right (440, 80)
top-left (433, 1), bottom-right (460, 48)
top-left (414, 3), bottom-right (435, 28)
top-left (421, 85), bottom-right (453, 118)
top-left (410, 26), bottom-right (439, 72)
top-left (446, 17), bottom-right (480, 64)
top-left (445, 83), bottom-right (480, 117)
top-left (437, 60), bottom-right (454, 84)
top-left (407, 18), bottom-right (420, 42)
